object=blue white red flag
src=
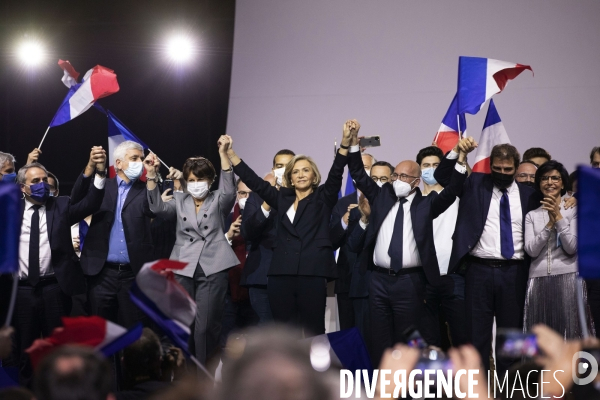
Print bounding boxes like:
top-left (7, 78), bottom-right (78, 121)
top-left (58, 59), bottom-right (80, 88)
top-left (472, 100), bottom-right (511, 173)
top-left (105, 110), bottom-right (149, 178)
top-left (49, 64), bottom-right (119, 127)
top-left (457, 56), bottom-right (532, 115)
top-left (309, 328), bottom-right (373, 374)
top-left (0, 183), bottom-right (21, 274)
top-left (434, 94), bottom-right (467, 154)
top-left (129, 259), bottom-right (196, 354)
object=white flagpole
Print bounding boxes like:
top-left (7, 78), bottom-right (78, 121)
top-left (38, 127), bottom-right (51, 150)
top-left (147, 149), bottom-right (169, 169)
top-left (190, 355), bottom-right (215, 382)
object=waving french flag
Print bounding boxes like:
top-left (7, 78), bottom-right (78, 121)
top-left (49, 64), bottom-right (120, 127)
top-left (103, 109), bottom-right (149, 178)
top-left (472, 100), bottom-right (511, 173)
top-left (58, 59), bottom-right (80, 88)
top-left (129, 260), bottom-right (196, 354)
top-left (434, 94), bottom-right (467, 154)
top-left (457, 56), bottom-right (532, 115)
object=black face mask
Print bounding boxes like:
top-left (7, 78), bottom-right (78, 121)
top-left (491, 171), bottom-right (515, 190)
top-left (520, 181), bottom-right (536, 188)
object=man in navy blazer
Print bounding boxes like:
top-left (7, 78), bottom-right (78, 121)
top-left (346, 135), bottom-right (473, 364)
top-left (434, 141), bottom-right (542, 377)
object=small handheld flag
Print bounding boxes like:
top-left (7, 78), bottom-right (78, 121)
top-left (434, 94), bottom-right (467, 154)
top-left (471, 100), bottom-right (511, 173)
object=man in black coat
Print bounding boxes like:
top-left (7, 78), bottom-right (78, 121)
top-left (13, 147), bottom-right (106, 383)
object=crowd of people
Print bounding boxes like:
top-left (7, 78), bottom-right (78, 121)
top-left (0, 121), bottom-right (599, 399)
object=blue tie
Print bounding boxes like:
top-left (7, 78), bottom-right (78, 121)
top-left (388, 198), bottom-right (408, 272)
top-left (500, 188), bottom-right (514, 259)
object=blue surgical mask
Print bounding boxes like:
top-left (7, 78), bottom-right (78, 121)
top-left (123, 161), bottom-right (143, 181)
top-left (26, 182), bottom-right (51, 203)
top-left (421, 168), bottom-right (437, 186)
top-left (1, 172), bottom-right (16, 183)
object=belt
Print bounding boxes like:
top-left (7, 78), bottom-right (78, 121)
top-left (18, 275), bottom-right (58, 287)
top-left (105, 262), bottom-right (133, 271)
top-left (468, 256), bottom-right (525, 268)
top-left (370, 265), bottom-right (423, 276)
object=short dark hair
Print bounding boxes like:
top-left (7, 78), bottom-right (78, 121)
top-left (416, 146), bottom-right (444, 166)
top-left (34, 345), bottom-right (112, 400)
top-left (567, 171), bottom-right (577, 192)
top-left (47, 171), bottom-right (59, 191)
top-left (371, 161), bottom-right (394, 176)
top-left (182, 157), bottom-right (216, 182)
top-left (590, 146), bottom-right (600, 164)
top-left (272, 149), bottom-right (295, 167)
top-left (535, 160), bottom-right (569, 196)
top-left (522, 147), bottom-right (552, 164)
top-left (123, 328), bottom-right (162, 385)
top-left (490, 144), bottom-right (520, 169)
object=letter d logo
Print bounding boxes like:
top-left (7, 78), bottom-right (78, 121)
top-left (572, 351), bottom-right (598, 385)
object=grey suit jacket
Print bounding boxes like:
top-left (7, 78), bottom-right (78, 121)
top-left (147, 171), bottom-right (239, 277)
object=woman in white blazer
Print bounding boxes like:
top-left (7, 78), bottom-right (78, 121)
top-left (144, 136), bottom-right (238, 367)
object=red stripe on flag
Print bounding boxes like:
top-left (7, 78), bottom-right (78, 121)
top-left (89, 66), bottom-right (120, 101)
top-left (472, 158), bottom-right (491, 174)
top-left (434, 131), bottom-right (460, 154)
top-left (493, 64), bottom-right (533, 92)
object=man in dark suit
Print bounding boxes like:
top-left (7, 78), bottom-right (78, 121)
top-left (77, 140), bottom-right (155, 328)
top-left (346, 134), bottom-right (472, 364)
top-left (240, 149), bottom-right (295, 323)
top-left (434, 142), bottom-right (541, 377)
top-left (13, 147), bottom-right (106, 383)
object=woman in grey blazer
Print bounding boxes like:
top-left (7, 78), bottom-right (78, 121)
top-left (144, 136), bottom-right (239, 366)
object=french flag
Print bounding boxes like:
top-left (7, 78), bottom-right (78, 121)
top-left (49, 64), bottom-right (120, 127)
top-left (129, 260), bottom-right (196, 354)
top-left (457, 56), bottom-right (532, 115)
top-left (472, 99), bottom-right (511, 173)
top-left (104, 110), bottom-right (149, 178)
top-left (434, 94), bottom-right (467, 154)
top-left (25, 316), bottom-right (143, 368)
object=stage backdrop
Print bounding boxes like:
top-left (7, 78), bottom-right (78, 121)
top-left (226, 0), bottom-right (600, 178)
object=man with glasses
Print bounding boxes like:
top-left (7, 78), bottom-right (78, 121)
top-left (515, 160), bottom-right (538, 188)
top-left (591, 146), bottom-right (600, 168)
top-left (346, 128), bottom-right (472, 364)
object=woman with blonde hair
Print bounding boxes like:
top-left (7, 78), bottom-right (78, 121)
top-left (224, 121), bottom-right (358, 335)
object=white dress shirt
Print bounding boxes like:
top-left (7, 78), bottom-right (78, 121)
top-left (19, 199), bottom-right (53, 279)
top-left (373, 191), bottom-right (421, 269)
top-left (471, 181), bottom-right (524, 260)
top-left (432, 196), bottom-right (459, 275)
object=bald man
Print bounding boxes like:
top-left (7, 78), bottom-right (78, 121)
top-left (346, 136), bottom-right (474, 364)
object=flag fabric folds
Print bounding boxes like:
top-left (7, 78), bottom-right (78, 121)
top-left (25, 316), bottom-right (142, 368)
top-left (472, 100), bottom-right (511, 174)
top-left (58, 59), bottom-right (80, 88)
top-left (0, 183), bottom-right (21, 274)
top-left (310, 328), bottom-right (373, 374)
top-left (49, 65), bottom-right (120, 127)
top-left (106, 110), bottom-right (149, 178)
top-left (577, 166), bottom-right (600, 279)
top-left (434, 94), bottom-right (467, 154)
top-left (457, 56), bottom-right (532, 115)
top-left (129, 260), bottom-right (196, 354)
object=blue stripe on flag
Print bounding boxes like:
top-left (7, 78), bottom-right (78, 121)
top-left (577, 166), bottom-right (600, 279)
top-left (98, 323), bottom-right (143, 358)
top-left (0, 183), bottom-right (21, 274)
top-left (107, 111), bottom-right (149, 149)
top-left (457, 56), bottom-right (488, 115)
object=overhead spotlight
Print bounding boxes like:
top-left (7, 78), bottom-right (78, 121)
top-left (166, 35), bottom-right (195, 63)
top-left (17, 40), bottom-right (45, 66)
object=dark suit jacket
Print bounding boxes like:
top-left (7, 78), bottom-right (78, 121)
top-left (347, 151), bottom-right (466, 285)
top-left (233, 152), bottom-right (347, 278)
top-left (345, 207), bottom-right (371, 298)
top-left (77, 177), bottom-right (155, 276)
top-left (240, 191), bottom-right (276, 286)
top-left (330, 191), bottom-right (359, 293)
top-left (434, 156), bottom-right (541, 274)
top-left (22, 173), bottom-right (104, 295)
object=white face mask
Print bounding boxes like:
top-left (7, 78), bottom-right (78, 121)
top-left (123, 161), bottom-right (143, 181)
top-left (375, 180), bottom-right (384, 188)
top-left (187, 181), bottom-right (209, 199)
top-left (238, 197), bottom-right (248, 210)
top-left (393, 179), bottom-right (417, 198)
top-left (273, 167), bottom-right (285, 186)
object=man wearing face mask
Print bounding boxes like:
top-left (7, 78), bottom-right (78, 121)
top-left (77, 140), bottom-right (156, 330)
top-left (0, 151), bottom-right (17, 182)
top-left (329, 154), bottom-right (377, 331)
top-left (12, 148), bottom-right (106, 384)
top-left (434, 142), bottom-right (543, 377)
top-left (515, 160), bottom-right (537, 188)
top-left (346, 124), bottom-right (472, 364)
top-left (240, 149), bottom-right (295, 323)
top-left (416, 146), bottom-right (467, 349)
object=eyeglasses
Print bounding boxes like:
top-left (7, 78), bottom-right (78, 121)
top-left (237, 191), bottom-right (250, 198)
top-left (516, 173), bottom-right (535, 180)
top-left (391, 173), bottom-right (419, 182)
top-left (371, 176), bottom-right (389, 183)
top-left (540, 175), bottom-right (562, 182)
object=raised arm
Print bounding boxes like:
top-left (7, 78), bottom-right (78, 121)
top-left (216, 137), bottom-right (237, 218)
top-left (68, 148), bottom-right (107, 225)
top-left (241, 192), bottom-right (273, 242)
top-left (144, 153), bottom-right (176, 220)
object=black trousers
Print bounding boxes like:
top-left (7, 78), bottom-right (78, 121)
top-left (586, 279), bottom-right (600, 338)
top-left (369, 268), bottom-right (427, 365)
top-left (268, 275), bottom-right (327, 336)
top-left (336, 291), bottom-right (355, 330)
top-left (465, 259), bottom-right (528, 378)
top-left (422, 274), bottom-right (467, 349)
top-left (12, 279), bottom-right (71, 386)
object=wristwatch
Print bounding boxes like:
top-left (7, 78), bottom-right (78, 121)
top-left (95, 169), bottom-right (107, 178)
top-left (339, 143), bottom-right (350, 149)
top-left (146, 176), bottom-right (159, 182)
